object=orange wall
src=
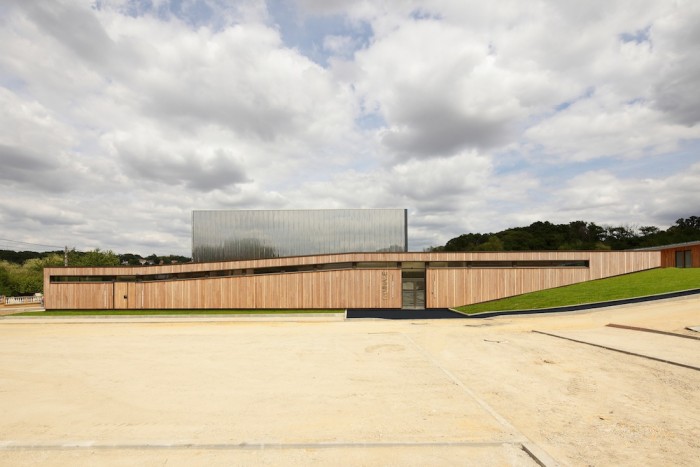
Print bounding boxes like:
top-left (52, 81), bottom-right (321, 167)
top-left (659, 244), bottom-right (700, 268)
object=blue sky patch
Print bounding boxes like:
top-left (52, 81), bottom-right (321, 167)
top-left (620, 25), bottom-right (651, 44)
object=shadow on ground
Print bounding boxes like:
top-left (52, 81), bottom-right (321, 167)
top-left (346, 308), bottom-right (465, 319)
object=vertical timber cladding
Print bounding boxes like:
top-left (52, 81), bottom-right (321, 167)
top-left (43, 250), bottom-right (660, 310)
top-left (136, 269), bottom-right (401, 309)
top-left (426, 250), bottom-right (661, 308)
top-left (44, 283), bottom-right (114, 309)
top-left (658, 243), bottom-right (700, 268)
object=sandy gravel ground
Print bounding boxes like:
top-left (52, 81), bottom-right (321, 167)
top-left (0, 297), bottom-right (698, 466)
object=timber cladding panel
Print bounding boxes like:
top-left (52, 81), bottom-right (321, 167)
top-left (97, 269), bottom-right (401, 310)
top-left (659, 243), bottom-right (700, 268)
top-left (429, 268), bottom-right (589, 308)
top-left (427, 251), bottom-right (661, 308)
top-left (43, 250), bottom-right (660, 310)
top-left (44, 283), bottom-right (114, 310)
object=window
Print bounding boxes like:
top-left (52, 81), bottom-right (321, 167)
top-left (428, 260), bottom-right (589, 268)
top-left (316, 262), bottom-right (354, 270)
top-left (676, 250), bottom-right (692, 268)
top-left (355, 262), bottom-right (397, 269)
top-left (50, 276), bottom-right (116, 283)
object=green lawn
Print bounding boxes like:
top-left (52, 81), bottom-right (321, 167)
top-left (13, 309), bottom-right (343, 317)
top-left (456, 268), bottom-right (700, 314)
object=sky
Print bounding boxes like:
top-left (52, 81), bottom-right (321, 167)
top-left (1, 0), bottom-right (699, 256)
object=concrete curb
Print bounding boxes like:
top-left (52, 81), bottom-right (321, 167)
top-left (533, 330), bottom-right (700, 372)
top-left (0, 313), bottom-right (346, 323)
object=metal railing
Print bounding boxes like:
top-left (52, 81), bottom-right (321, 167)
top-left (4, 296), bottom-right (43, 306)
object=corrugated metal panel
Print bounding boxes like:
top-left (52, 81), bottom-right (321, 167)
top-left (192, 209), bottom-right (407, 261)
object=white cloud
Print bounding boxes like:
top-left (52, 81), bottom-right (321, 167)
top-left (544, 163), bottom-right (700, 229)
top-left (322, 34), bottom-right (357, 57)
top-left (0, 0), bottom-right (699, 255)
top-left (650, 2), bottom-right (700, 125)
top-left (524, 88), bottom-right (700, 161)
top-left (354, 19), bottom-right (528, 157)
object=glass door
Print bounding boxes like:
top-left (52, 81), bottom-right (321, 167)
top-left (401, 263), bottom-right (426, 309)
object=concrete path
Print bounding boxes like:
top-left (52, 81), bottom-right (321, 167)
top-left (1, 297), bottom-right (699, 466)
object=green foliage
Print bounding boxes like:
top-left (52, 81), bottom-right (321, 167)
top-left (118, 253), bottom-right (142, 265)
top-left (441, 216), bottom-right (700, 251)
top-left (67, 248), bottom-right (120, 267)
top-left (0, 256), bottom-right (60, 296)
top-left (0, 250), bottom-right (63, 265)
top-left (475, 235), bottom-right (504, 251)
top-left (444, 233), bottom-right (492, 251)
top-left (456, 268), bottom-right (700, 314)
top-left (0, 263), bottom-right (13, 296)
top-left (0, 250), bottom-right (117, 296)
top-left (0, 247), bottom-right (194, 297)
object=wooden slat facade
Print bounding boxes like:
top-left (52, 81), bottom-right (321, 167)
top-left (659, 242), bottom-right (700, 268)
top-left (44, 251), bottom-right (660, 310)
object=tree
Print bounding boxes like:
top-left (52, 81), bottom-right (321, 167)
top-left (444, 233), bottom-right (491, 251)
top-left (0, 254), bottom-right (62, 295)
top-left (438, 216), bottom-right (699, 252)
top-left (499, 230), bottom-right (537, 250)
top-left (146, 253), bottom-right (160, 265)
top-left (68, 249), bottom-right (120, 267)
top-left (639, 226), bottom-right (660, 236)
top-left (475, 235), bottom-right (504, 251)
top-left (672, 216), bottom-right (700, 231)
top-left (0, 262), bottom-right (13, 296)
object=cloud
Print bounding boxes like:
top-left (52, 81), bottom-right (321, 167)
top-left (323, 34), bottom-right (357, 57)
top-left (650, 3), bottom-right (700, 126)
top-left (116, 141), bottom-right (250, 192)
top-left (539, 162), bottom-right (700, 229)
top-left (354, 19), bottom-right (527, 158)
top-left (18, 1), bottom-right (116, 66)
top-left (0, 144), bottom-right (56, 180)
top-left (0, 196), bottom-right (85, 227)
top-left (0, 88), bottom-right (94, 193)
top-left (1, 0), bottom-right (699, 256)
top-left (524, 88), bottom-right (700, 161)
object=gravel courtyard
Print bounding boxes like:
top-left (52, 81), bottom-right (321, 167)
top-left (1, 297), bottom-right (698, 466)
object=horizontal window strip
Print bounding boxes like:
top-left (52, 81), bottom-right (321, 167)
top-left (50, 259), bottom-right (589, 284)
top-left (428, 260), bottom-right (589, 268)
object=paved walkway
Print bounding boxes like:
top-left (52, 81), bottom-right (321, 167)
top-left (1, 297), bottom-right (698, 466)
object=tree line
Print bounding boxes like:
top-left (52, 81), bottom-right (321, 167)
top-left (431, 216), bottom-right (700, 252)
top-left (0, 249), bottom-right (191, 297)
top-left (3, 216), bottom-right (698, 296)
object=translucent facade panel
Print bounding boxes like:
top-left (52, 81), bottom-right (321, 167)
top-left (192, 209), bottom-right (407, 262)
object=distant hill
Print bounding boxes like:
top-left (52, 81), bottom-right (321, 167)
top-left (0, 250), bottom-right (63, 264)
top-left (432, 216), bottom-right (700, 252)
top-left (0, 250), bottom-right (191, 266)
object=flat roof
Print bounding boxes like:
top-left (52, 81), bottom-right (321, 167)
top-left (633, 240), bottom-right (700, 251)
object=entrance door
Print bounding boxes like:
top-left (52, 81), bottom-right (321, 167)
top-left (114, 282), bottom-right (129, 309)
top-left (401, 263), bottom-right (426, 309)
top-left (402, 277), bottom-right (425, 309)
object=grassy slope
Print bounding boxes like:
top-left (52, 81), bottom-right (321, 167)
top-left (14, 309), bottom-right (343, 316)
top-left (456, 268), bottom-right (700, 314)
